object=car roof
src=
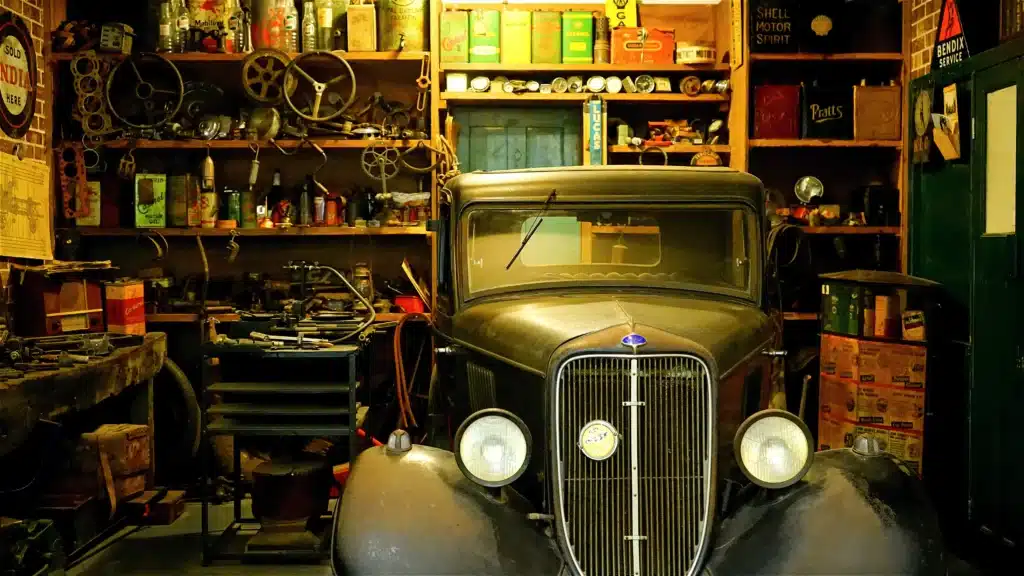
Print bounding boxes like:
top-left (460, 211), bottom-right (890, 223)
top-left (447, 166), bottom-right (764, 210)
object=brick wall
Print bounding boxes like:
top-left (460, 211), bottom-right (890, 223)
top-left (911, 0), bottom-right (943, 78)
top-left (0, 0), bottom-right (47, 162)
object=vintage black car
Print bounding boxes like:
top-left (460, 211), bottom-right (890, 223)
top-left (332, 167), bottom-right (945, 576)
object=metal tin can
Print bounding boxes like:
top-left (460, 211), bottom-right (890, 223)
top-left (326, 197), bottom-right (339, 226)
top-left (241, 189), bottom-right (257, 228)
top-left (167, 174), bottom-right (192, 227)
top-left (200, 190), bottom-right (218, 228)
top-left (222, 188), bottom-right (241, 223)
top-left (594, 40), bottom-right (611, 64)
top-left (313, 195), bottom-right (326, 224)
top-left (377, 0), bottom-right (427, 51)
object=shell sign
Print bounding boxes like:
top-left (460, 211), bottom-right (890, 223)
top-left (0, 10), bottom-right (36, 139)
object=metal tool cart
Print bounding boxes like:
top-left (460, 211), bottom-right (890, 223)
top-left (199, 341), bottom-right (359, 565)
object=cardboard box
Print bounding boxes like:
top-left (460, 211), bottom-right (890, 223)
top-left (469, 10), bottom-right (500, 63)
top-left (819, 375), bottom-right (857, 422)
top-left (818, 414), bottom-right (856, 451)
top-left (611, 27), bottom-right (675, 65)
top-left (820, 334), bottom-right (859, 380)
top-left (105, 280), bottom-right (146, 335)
top-left (854, 85), bottom-right (902, 141)
top-left (561, 11), bottom-right (593, 64)
top-left (134, 173), bottom-right (166, 229)
top-left (858, 341), bottom-right (927, 388)
top-left (440, 10), bottom-right (469, 63)
top-left (753, 85), bottom-right (800, 139)
top-left (501, 10), bottom-right (531, 64)
top-left (531, 11), bottom-right (562, 64)
top-left (854, 425), bottom-right (924, 476)
top-left (857, 384), bottom-right (925, 431)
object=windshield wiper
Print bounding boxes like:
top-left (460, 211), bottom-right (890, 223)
top-left (505, 189), bottom-right (557, 270)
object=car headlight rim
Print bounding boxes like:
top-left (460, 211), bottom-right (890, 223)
top-left (733, 409), bottom-right (814, 490)
top-left (454, 408), bottom-right (532, 488)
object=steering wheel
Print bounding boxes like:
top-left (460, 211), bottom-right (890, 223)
top-left (283, 51), bottom-right (357, 123)
top-left (106, 52), bottom-right (183, 129)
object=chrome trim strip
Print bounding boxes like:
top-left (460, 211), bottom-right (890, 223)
top-left (554, 353), bottom-right (715, 576)
top-left (629, 357), bottom-right (641, 576)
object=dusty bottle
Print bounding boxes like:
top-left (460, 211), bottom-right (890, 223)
top-left (158, 2), bottom-right (174, 52)
top-left (283, 0), bottom-right (299, 52)
top-left (315, 0), bottom-right (334, 50)
top-left (225, 0), bottom-right (246, 53)
top-left (302, 1), bottom-right (317, 52)
top-left (299, 176), bottom-right (313, 225)
top-left (173, 0), bottom-right (190, 52)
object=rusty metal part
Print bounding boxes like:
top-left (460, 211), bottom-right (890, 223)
top-left (242, 49), bottom-right (294, 105)
top-left (57, 142), bottom-right (91, 220)
top-left (283, 51), bottom-right (356, 123)
top-left (106, 52), bottom-right (184, 129)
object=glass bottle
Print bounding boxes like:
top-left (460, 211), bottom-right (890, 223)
top-left (315, 0), bottom-right (333, 50)
top-left (158, 3), bottom-right (174, 52)
top-left (302, 1), bottom-right (317, 52)
top-left (174, 0), bottom-right (190, 52)
top-left (225, 0), bottom-right (245, 53)
top-left (283, 0), bottom-right (299, 53)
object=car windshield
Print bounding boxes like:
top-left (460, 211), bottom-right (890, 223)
top-left (461, 204), bottom-right (756, 301)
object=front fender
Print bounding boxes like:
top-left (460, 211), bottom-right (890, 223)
top-left (333, 445), bottom-right (563, 576)
top-left (705, 449), bottom-right (945, 576)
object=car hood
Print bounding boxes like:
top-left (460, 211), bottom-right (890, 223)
top-left (452, 293), bottom-right (774, 377)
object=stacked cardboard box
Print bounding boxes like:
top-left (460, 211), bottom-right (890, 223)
top-left (818, 334), bottom-right (927, 475)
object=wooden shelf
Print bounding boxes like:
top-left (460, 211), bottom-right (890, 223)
top-left (441, 62), bottom-right (730, 73)
top-left (749, 139), bottom-right (902, 149)
top-left (783, 312), bottom-right (819, 321)
top-left (103, 139), bottom-right (427, 150)
top-left (147, 312), bottom-right (410, 324)
top-left (799, 226), bottom-right (901, 235)
top-left (71, 226), bottom-right (430, 237)
top-left (608, 144), bottom-right (731, 154)
top-left (750, 53), bottom-right (904, 62)
top-left (441, 92), bottom-right (728, 104)
top-left (592, 225), bottom-right (661, 235)
top-left (49, 50), bottom-right (427, 63)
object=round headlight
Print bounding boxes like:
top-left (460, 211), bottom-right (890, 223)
top-left (455, 409), bottom-right (532, 488)
top-left (734, 409), bottom-right (813, 489)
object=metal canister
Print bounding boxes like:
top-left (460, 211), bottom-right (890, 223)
top-left (377, 0), bottom-right (427, 51)
top-left (326, 197), bottom-right (339, 226)
top-left (167, 174), bottom-right (192, 227)
top-left (200, 190), bottom-right (218, 228)
top-left (241, 189), bottom-right (257, 228)
top-left (313, 195), bottom-right (326, 224)
top-left (222, 188), bottom-right (241, 223)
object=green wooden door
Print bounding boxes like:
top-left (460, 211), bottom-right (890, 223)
top-left (970, 60), bottom-right (1024, 548)
top-left (452, 108), bottom-right (582, 172)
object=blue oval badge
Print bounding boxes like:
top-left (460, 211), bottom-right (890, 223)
top-left (621, 333), bottom-right (647, 347)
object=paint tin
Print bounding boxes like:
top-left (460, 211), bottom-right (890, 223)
top-left (377, 0), bottom-right (427, 51)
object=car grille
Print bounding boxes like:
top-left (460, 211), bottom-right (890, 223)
top-left (555, 354), bottom-right (713, 576)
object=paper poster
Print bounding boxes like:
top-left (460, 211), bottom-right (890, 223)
top-left (0, 152), bottom-right (52, 260)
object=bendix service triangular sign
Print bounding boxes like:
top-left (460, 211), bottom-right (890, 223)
top-left (932, 0), bottom-right (969, 70)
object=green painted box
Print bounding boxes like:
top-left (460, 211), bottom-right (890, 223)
top-left (532, 11), bottom-right (561, 64)
top-left (561, 11), bottom-right (593, 64)
top-left (469, 9), bottom-right (500, 63)
top-left (440, 10), bottom-right (469, 63)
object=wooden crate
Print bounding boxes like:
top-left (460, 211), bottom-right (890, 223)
top-left (854, 85), bottom-right (902, 141)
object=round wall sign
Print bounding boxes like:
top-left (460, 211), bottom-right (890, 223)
top-left (0, 11), bottom-right (36, 139)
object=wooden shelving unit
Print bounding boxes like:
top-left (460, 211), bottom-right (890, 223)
top-left (441, 93), bottom-right (729, 104)
top-left (440, 62), bottom-right (730, 73)
top-left (103, 139), bottom-right (428, 150)
top-left (49, 50), bottom-right (428, 63)
top-left (71, 226), bottom-right (430, 237)
top-left (749, 139), bottom-right (903, 149)
top-left (147, 312), bottom-right (408, 324)
top-left (608, 144), bottom-right (731, 154)
top-left (799, 226), bottom-right (901, 236)
top-left (749, 52), bottom-right (903, 62)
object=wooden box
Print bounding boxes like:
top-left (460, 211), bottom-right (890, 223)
top-left (440, 10), bottom-right (469, 63)
top-left (854, 85), bottom-right (901, 141)
top-left (611, 27), bottom-right (675, 65)
top-left (347, 4), bottom-right (377, 52)
top-left (753, 85), bottom-right (800, 139)
top-left (749, 0), bottom-right (798, 53)
top-left (13, 271), bottom-right (104, 336)
top-left (469, 10), bottom-right (500, 63)
top-left (501, 10), bottom-right (531, 64)
top-left (802, 85), bottom-right (853, 140)
top-left (531, 11), bottom-right (562, 64)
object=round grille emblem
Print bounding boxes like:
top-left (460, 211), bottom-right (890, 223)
top-left (578, 420), bottom-right (620, 461)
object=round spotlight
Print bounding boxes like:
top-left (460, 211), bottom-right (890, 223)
top-left (734, 409), bottom-right (813, 489)
top-left (455, 409), bottom-right (532, 488)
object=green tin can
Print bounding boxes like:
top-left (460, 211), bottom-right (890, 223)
top-left (440, 10), bottom-right (469, 63)
top-left (562, 11), bottom-right (593, 64)
top-left (532, 11), bottom-right (562, 64)
top-left (469, 10), bottom-right (500, 63)
top-left (377, 0), bottom-right (426, 51)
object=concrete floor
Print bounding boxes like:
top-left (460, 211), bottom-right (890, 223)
top-left (69, 501), bottom-right (334, 576)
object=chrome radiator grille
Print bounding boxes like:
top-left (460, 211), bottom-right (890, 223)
top-left (556, 354), bottom-right (712, 576)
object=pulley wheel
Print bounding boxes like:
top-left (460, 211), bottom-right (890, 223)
top-left (284, 51), bottom-right (357, 123)
top-left (242, 49), bottom-right (294, 106)
top-left (105, 52), bottom-right (183, 129)
top-left (361, 145), bottom-right (400, 181)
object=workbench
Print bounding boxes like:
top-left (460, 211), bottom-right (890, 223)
top-left (0, 333), bottom-right (168, 487)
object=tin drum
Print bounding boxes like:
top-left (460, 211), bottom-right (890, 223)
top-left (377, 0), bottom-right (426, 51)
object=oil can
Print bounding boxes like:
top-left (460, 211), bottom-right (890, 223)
top-left (440, 10), bottom-right (469, 63)
top-left (377, 0), bottom-right (426, 51)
